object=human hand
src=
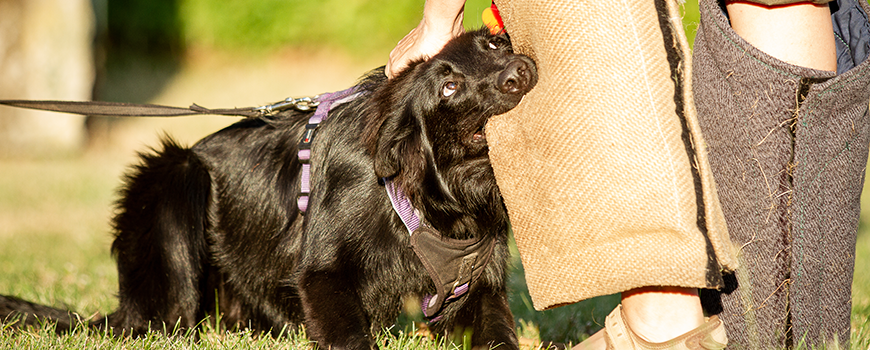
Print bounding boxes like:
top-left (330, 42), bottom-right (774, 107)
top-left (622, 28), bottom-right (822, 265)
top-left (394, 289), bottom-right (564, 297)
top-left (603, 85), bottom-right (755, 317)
top-left (386, 0), bottom-right (466, 78)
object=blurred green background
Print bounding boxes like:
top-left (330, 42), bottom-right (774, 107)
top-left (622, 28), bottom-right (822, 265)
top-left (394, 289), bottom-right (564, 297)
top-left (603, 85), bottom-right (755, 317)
top-left (93, 0), bottom-right (499, 105)
top-left (100, 0), bottom-right (496, 56)
top-left (100, 0), bottom-right (702, 56)
top-left (92, 0), bottom-right (699, 103)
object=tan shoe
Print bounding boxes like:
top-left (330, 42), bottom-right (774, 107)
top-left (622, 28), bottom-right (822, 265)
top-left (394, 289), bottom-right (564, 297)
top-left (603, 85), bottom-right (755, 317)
top-left (572, 305), bottom-right (727, 350)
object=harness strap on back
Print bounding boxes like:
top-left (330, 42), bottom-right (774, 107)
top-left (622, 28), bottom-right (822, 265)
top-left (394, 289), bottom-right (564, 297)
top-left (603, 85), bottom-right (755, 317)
top-left (296, 87), bottom-right (364, 213)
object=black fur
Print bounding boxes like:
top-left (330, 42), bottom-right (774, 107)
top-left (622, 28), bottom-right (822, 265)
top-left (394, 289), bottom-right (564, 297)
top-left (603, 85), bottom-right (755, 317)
top-left (1, 28), bottom-right (537, 350)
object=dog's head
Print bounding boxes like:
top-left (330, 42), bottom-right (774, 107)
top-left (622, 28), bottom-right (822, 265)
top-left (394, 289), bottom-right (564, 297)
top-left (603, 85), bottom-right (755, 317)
top-left (364, 28), bottom-right (537, 237)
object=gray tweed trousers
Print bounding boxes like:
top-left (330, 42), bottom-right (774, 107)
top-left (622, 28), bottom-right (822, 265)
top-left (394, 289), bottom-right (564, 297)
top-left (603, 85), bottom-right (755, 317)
top-left (694, 0), bottom-right (870, 348)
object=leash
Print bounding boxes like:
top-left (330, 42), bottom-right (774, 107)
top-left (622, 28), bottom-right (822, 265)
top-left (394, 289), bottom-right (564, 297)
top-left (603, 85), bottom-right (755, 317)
top-left (0, 90), bottom-right (364, 214)
top-left (0, 96), bottom-right (322, 119)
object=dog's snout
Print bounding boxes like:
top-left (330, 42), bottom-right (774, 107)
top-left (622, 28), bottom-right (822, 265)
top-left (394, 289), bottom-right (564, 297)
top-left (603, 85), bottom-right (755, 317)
top-left (497, 58), bottom-right (536, 94)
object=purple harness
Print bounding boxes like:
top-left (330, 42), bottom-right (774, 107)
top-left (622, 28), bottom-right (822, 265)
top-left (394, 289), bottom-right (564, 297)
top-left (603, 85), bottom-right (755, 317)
top-left (295, 88), bottom-right (495, 322)
top-left (296, 87), bottom-right (363, 213)
top-left (384, 179), bottom-right (496, 322)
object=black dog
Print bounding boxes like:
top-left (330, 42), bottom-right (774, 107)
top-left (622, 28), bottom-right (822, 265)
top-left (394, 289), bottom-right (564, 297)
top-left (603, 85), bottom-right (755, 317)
top-left (0, 28), bottom-right (537, 350)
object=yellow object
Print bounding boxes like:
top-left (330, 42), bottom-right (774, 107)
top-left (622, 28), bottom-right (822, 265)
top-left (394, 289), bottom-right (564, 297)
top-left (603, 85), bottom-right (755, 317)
top-left (482, 7), bottom-right (504, 34)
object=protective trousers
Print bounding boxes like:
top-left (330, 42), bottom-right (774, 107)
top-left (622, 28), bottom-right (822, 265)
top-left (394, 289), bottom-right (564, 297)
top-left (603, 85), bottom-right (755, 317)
top-left (694, 0), bottom-right (870, 348)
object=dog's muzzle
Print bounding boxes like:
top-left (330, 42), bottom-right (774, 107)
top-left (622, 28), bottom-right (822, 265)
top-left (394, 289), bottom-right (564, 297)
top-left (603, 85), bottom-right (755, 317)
top-left (497, 57), bottom-right (537, 95)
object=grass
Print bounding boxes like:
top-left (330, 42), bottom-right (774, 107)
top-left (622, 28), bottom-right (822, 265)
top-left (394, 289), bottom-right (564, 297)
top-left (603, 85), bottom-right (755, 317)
top-left (0, 320), bottom-right (457, 350)
top-left (1, 144), bottom-right (869, 350)
top-left (0, 149), bottom-right (615, 349)
top-left (0, 146), bottom-right (617, 349)
top-left (851, 221), bottom-right (870, 350)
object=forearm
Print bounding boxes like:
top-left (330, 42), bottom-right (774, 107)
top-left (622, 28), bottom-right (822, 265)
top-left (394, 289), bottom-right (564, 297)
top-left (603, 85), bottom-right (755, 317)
top-left (386, 0), bottom-right (467, 78)
top-left (422, 0), bottom-right (466, 35)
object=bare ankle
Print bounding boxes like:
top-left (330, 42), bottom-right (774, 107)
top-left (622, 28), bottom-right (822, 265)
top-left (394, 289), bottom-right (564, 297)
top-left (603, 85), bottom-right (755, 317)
top-left (620, 286), bottom-right (705, 343)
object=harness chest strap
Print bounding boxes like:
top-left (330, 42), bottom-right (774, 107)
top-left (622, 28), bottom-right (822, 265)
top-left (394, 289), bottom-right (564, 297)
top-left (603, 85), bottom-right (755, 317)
top-left (383, 178), bottom-right (496, 321)
top-left (412, 227), bottom-right (496, 321)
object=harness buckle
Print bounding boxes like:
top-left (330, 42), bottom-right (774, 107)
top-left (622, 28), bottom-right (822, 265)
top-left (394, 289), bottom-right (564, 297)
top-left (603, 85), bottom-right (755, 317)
top-left (297, 123), bottom-right (319, 164)
top-left (296, 193), bottom-right (310, 215)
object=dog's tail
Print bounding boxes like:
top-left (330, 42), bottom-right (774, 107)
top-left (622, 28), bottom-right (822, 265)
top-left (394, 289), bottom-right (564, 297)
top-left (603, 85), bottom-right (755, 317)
top-left (2, 138), bottom-right (213, 336)
top-left (0, 295), bottom-right (84, 332)
top-left (107, 136), bottom-right (212, 335)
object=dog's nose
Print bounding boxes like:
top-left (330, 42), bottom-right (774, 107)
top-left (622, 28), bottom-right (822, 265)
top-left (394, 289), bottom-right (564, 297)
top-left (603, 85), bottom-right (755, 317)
top-left (497, 59), bottom-right (534, 94)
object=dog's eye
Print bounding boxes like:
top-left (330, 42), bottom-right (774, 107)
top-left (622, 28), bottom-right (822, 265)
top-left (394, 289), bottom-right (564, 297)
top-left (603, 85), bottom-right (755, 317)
top-left (488, 41), bottom-right (499, 50)
top-left (442, 81), bottom-right (458, 97)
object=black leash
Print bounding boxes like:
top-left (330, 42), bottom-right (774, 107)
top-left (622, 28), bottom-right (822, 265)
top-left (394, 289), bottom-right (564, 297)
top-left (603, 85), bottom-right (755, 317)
top-left (0, 96), bottom-right (321, 118)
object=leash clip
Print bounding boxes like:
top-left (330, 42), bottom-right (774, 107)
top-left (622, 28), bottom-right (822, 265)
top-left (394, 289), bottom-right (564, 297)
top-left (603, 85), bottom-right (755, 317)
top-left (254, 96), bottom-right (321, 116)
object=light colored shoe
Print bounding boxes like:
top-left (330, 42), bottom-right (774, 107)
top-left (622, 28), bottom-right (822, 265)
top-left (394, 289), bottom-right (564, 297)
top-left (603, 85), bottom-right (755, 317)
top-left (572, 305), bottom-right (727, 350)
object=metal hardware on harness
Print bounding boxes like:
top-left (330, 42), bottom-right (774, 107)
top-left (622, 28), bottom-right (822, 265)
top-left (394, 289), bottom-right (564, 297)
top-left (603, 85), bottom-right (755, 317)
top-left (295, 87), bottom-right (363, 214)
top-left (254, 96), bottom-right (321, 116)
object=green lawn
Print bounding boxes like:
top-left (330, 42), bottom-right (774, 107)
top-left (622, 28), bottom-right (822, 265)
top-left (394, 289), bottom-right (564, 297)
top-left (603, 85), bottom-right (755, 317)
top-left (0, 154), bottom-right (614, 349)
top-left (0, 147), bottom-right (868, 349)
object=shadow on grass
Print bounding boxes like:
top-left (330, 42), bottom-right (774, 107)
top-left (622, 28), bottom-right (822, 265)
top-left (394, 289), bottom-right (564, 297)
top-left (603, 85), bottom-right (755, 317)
top-left (504, 236), bottom-right (620, 345)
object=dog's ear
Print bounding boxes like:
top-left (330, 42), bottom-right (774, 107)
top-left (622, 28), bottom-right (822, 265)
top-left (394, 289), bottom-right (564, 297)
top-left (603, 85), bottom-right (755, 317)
top-left (362, 62), bottom-right (433, 193)
top-left (372, 108), bottom-right (426, 184)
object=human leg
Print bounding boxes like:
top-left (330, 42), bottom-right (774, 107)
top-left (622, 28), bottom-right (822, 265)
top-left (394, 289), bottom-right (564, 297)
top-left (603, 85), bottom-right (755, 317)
top-left (621, 287), bottom-right (705, 342)
top-left (694, 0), bottom-right (870, 347)
top-left (726, 1), bottom-right (836, 71)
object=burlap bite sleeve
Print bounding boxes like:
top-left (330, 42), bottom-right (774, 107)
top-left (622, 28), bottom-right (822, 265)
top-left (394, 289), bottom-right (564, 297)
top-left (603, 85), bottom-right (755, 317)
top-left (487, 0), bottom-right (738, 310)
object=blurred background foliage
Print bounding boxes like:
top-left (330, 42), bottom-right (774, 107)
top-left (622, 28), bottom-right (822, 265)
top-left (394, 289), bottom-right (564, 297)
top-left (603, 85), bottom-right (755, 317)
top-left (100, 0), bottom-right (496, 56)
top-left (91, 0), bottom-right (701, 105)
top-left (92, 0), bottom-right (500, 104)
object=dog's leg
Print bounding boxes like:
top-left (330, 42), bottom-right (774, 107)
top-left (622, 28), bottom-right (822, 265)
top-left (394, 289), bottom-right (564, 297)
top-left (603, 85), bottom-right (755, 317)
top-left (299, 268), bottom-right (375, 350)
top-left (454, 287), bottom-right (518, 350)
top-left (106, 140), bottom-right (212, 335)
